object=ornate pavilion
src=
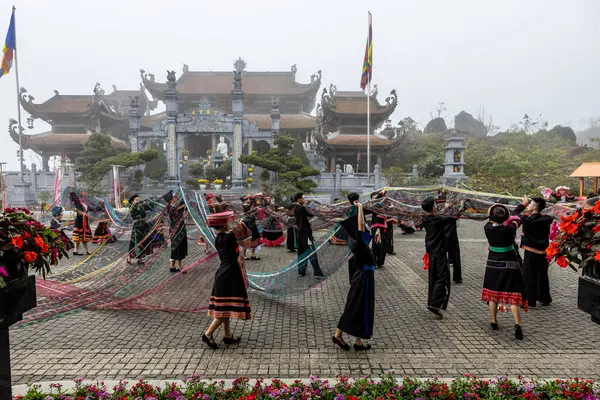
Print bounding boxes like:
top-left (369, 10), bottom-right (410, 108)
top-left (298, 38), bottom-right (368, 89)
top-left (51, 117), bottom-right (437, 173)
top-left (313, 84), bottom-right (401, 173)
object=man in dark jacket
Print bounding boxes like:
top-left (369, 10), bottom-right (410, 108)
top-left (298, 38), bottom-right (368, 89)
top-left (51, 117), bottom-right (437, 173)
top-left (292, 193), bottom-right (325, 278)
top-left (514, 197), bottom-right (554, 307)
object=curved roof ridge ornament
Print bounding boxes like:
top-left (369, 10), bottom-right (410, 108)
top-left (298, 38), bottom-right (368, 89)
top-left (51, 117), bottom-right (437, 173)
top-left (385, 89), bottom-right (398, 110)
top-left (139, 69), bottom-right (156, 83)
top-left (234, 57), bottom-right (247, 74)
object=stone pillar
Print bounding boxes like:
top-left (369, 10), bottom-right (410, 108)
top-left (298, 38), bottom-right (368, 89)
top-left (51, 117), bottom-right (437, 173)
top-left (376, 154), bottom-right (383, 170)
top-left (30, 164), bottom-right (37, 192)
top-left (270, 97), bottom-right (280, 134)
top-left (211, 134), bottom-right (217, 153)
top-left (412, 164), bottom-right (419, 179)
top-left (41, 154), bottom-right (50, 172)
top-left (128, 96), bottom-right (141, 154)
top-left (335, 164), bottom-right (342, 192)
top-left (374, 164), bottom-right (381, 189)
top-left (330, 155), bottom-right (336, 173)
top-left (231, 65), bottom-right (245, 187)
top-left (164, 71), bottom-right (180, 188)
top-left (248, 139), bottom-right (253, 155)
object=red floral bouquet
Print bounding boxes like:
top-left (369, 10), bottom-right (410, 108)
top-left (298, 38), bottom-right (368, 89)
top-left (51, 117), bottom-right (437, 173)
top-left (546, 200), bottom-right (600, 279)
top-left (0, 207), bottom-right (69, 288)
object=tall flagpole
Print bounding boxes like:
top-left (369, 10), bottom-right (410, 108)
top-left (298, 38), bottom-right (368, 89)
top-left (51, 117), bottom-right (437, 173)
top-left (12, 6), bottom-right (25, 182)
top-left (366, 12), bottom-right (371, 181)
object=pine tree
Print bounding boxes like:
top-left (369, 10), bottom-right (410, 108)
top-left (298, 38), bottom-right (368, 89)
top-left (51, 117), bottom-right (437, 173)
top-left (239, 133), bottom-right (320, 192)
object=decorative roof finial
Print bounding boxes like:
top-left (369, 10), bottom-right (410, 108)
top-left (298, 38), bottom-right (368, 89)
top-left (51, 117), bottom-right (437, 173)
top-left (93, 82), bottom-right (105, 98)
top-left (271, 96), bottom-right (280, 107)
top-left (234, 57), bottom-right (247, 73)
top-left (112, 85), bottom-right (117, 92)
top-left (329, 84), bottom-right (337, 96)
top-left (183, 63), bottom-right (189, 73)
top-left (199, 96), bottom-right (211, 110)
top-left (166, 70), bottom-right (177, 88)
top-left (53, 90), bottom-right (59, 96)
top-left (291, 64), bottom-right (297, 74)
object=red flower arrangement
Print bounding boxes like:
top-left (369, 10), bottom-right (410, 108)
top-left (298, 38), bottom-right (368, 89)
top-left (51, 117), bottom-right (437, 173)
top-left (546, 200), bottom-right (600, 279)
top-left (0, 207), bottom-right (69, 288)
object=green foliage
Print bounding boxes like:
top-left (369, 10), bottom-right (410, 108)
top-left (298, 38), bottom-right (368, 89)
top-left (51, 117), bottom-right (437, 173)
top-left (144, 147), bottom-right (167, 182)
top-left (291, 135), bottom-right (310, 165)
top-left (188, 162), bottom-right (206, 178)
top-left (465, 131), bottom-right (600, 195)
top-left (385, 132), bottom-right (445, 179)
top-left (239, 133), bottom-right (320, 192)
top-left (205, 158), bottom-right (232, 182)
top-left (131, 169), bottom-right (144, 191)
top-left (269, 180), bottom-right (298, 206)
top-left (76, 134), bottom-right (157, 192)
top-left (185, 179), bottom-right (200, 190)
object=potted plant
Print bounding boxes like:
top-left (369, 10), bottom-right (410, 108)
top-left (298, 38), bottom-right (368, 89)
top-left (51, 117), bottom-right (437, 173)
top-left (246, 177), bottom-right (253, 188)
top-left (213, 179), bottom-right (223, 190)
top-left (248, 167), bottom-right (254, 177)
top-left (183, 150), bottom-right (190, 161)
top-left (198, 179), bottom-right (209, 190)
top-left (0, 207), bottom-right (69, 317)
top-left (546, 201), bottom-right (600, 324)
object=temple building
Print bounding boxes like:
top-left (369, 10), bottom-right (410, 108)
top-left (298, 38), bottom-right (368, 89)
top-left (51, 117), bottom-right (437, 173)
top-left (313, 84), bottom-right (401, 173)
top-left (14, 84), bottom-right (156, 171)
top-left (13, 60), bottom-right (322, 173)
top-left (140, 62), bottom-right (321, 157)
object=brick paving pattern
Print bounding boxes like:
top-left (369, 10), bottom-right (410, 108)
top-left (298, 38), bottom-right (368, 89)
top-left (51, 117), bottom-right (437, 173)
top-left (9, 220), bottom-right (600, 383)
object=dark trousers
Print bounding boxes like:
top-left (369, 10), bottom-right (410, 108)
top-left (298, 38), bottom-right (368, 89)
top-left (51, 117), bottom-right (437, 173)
top-left (428, 252), bottom-right (451, 310)
top-left (448, 239), bottom-right (462, 281)
top-left (297, 237), bottom-right (324, 276)
top-left (385, 222), bottom-right (394, 254)
top-left (286, 227), bottom-right (297, 251)
top-left (524, 251), bottom-right (552, 307)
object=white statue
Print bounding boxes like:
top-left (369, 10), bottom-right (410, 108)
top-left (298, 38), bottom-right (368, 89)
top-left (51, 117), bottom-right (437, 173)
top-left (215, 136), bottom-right (229, 159)
top-left (344, 164), bottom-right (354, 174)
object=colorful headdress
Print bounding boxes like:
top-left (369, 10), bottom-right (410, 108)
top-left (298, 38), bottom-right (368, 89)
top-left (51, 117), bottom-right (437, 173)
top-left (555, 186), bottom-right (569, 192)
top-left (207, 211), bottom-right (235, 227)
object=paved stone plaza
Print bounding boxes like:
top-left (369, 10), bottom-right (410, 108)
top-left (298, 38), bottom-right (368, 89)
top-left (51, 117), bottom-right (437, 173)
top-left (9, 220), bottom-right (600, 383)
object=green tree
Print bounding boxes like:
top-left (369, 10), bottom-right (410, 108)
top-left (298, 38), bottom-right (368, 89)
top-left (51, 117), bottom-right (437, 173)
top-left (144, 147), bottom-right (168, 182)
top-left (76, 134), bottom-right (157, 191)
top-left (205, 158), bottom-right (232, 183)
top-left (291, 135), bottom-right (310, 165)
top-left (239, 133), bottom-right (320, 192)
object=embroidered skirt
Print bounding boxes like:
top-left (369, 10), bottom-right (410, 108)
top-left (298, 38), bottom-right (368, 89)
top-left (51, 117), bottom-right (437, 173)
top-left (482, 249), bottom-right (528, 311)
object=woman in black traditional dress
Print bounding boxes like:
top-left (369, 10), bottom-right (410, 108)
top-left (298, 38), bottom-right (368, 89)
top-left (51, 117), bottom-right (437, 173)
top-left (127, 194), bottom-right (151, 264)
top-left (261, 215), bottom-right (285, 247)
top-left (69, 191), bottom-right (92, 256)
top-left (164, 190), bottom-right (188, 273)
top-left (286, 198), bottom-right (298, 252)
top-left (333, 201), bottom-right (374, 351)
top-left (482, 204), bottom-right (526, 340)
top-left (202, 211), bottom-right (253, 349)
top-left (51, 206), bottom-right (74, 251)
top-left (93, 221), bottom-right (116, 245)
top-left (370, 191), bottom-right (387, 269)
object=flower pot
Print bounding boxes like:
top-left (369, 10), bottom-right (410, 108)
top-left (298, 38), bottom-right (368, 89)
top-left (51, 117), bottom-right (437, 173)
top-left (247, 184), bottom-right (251, 188)
top-left (215, 184), bottom-right (222, 190)
top-left (199, 184), bottom-right (206, 190)
top-left (184, 155), bottom-right (189, 161)
top-left (578, 275), bottom-right (600, 324)
top-left (249, 172), bottom-right (253, 177)
top-left (1, 274), bottom-right (36, 328)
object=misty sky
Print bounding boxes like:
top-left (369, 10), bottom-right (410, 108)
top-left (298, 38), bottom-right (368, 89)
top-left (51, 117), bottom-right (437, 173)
top-left (0, 0), bottom-right (599, 170)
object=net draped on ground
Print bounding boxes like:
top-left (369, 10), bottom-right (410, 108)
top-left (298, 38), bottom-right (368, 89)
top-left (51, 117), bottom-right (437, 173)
top-left (21, 186), bottom-right (580, 324)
